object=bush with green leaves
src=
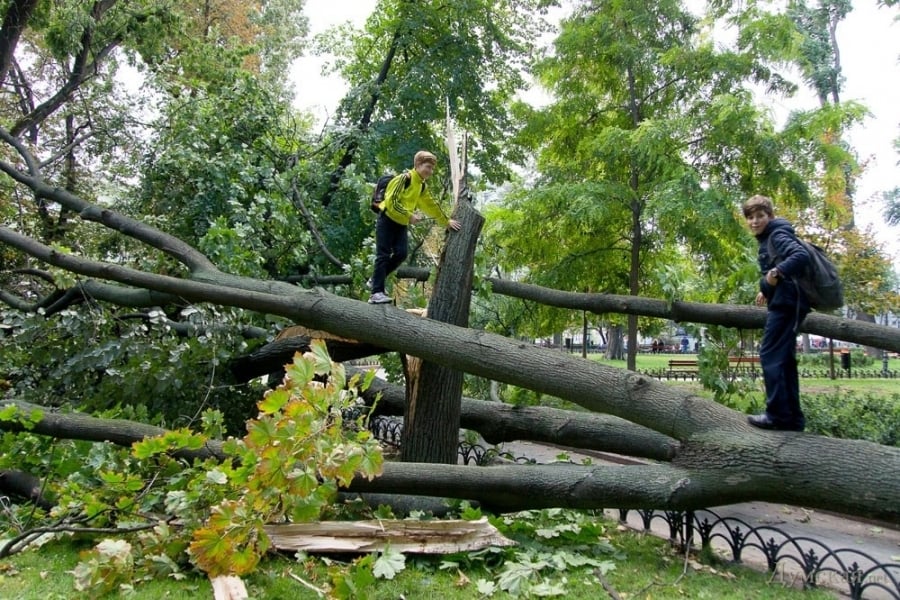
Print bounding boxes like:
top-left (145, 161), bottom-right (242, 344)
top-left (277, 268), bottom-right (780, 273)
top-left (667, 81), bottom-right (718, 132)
top-left (798, 348), bottom-right (873, 368)
top-left (1, 341), bottom-right (384, 595)
top-left (803, 390), bottom-right (900, 446)
top-left (0, 305), bottom-right (269, 434)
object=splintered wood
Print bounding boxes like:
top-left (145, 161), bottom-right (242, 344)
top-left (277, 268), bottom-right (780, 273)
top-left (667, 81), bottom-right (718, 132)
top-left (264, 517), bottom-right (514, 554)
top-left (210, 575), bottom-right (249, 600)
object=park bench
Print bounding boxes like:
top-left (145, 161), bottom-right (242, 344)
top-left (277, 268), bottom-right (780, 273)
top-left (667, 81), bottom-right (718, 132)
top-left (667, 359), bottom-right (698, 370)
top-left (729, 356), bottom-right (760, 368)
top-left (666, 359), bottom-right (699, 381)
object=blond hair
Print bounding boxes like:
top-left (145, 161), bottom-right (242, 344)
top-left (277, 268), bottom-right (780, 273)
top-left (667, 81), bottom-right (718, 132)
top-left (414, 150), bottom-right (437, 168)
top-left (742, 194), bottom-right (774, 218)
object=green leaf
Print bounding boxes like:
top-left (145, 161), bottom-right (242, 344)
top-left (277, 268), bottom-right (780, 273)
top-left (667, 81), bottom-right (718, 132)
top-left (308, 339), bottom-right (333, 375)
top-left (476, 579), bottom-right (497, 595)
top-left (258, 389), bottom-right (290, 415)
top-left (372, 546), bottom-right (406, 580)
top-left (0, 404), bottom-right (19, 421)
top-left (27, 408), bottom-right (44, 424)
top-left (497, 561), bottom-right (536, 595)
top-left (285, 352), bottom-right (314, 387)
top-left (206, 469), bottom-right (228, 485)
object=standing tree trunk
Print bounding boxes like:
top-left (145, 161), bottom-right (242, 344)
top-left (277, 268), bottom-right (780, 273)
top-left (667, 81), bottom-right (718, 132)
top-left (401, 199), bottom-right (484, 463)
top-left (606, 324), bottom-right (625, 360)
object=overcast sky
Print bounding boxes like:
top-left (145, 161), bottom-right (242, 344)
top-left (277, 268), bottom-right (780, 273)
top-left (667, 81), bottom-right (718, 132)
top-left (292, 0), bottom-right (899, 264)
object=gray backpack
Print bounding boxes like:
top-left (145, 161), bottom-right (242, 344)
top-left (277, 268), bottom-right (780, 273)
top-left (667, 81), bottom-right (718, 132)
top-left (768, 236), bottom-right (844, 311)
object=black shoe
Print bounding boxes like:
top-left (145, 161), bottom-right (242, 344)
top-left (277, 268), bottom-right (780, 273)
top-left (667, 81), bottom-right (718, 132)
top-left (747, 413), bottom-right (804, 432)
top-left (747, 413), bottom-right (778, 430)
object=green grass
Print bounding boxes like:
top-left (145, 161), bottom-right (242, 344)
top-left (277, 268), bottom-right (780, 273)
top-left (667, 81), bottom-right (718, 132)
top-left (587, 352), bottom-right (900, 399)
top-left (588, 351), bottom-right (900, 375)
top-left (0, 525), bottom-right (839, 600)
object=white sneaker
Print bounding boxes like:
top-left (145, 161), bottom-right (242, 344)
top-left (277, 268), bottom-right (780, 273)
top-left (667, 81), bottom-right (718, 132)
top-left (365, 278), bottom-right (373, 290)
top-left (368, 292), bottom-right (392, 304)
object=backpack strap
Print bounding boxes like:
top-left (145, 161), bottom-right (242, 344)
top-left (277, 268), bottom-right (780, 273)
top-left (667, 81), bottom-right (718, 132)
top-left (400, 171), bottom-right (425, 194)
top-left (766, 233), bottom-right (804, 328)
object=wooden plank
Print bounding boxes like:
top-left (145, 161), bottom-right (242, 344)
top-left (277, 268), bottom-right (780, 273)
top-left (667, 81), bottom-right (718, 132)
top-left (264, 517), bottom-right (515, 554)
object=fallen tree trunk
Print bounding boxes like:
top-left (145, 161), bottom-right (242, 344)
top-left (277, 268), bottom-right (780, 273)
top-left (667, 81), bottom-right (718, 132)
top-left (3, 397), bottom-right (898, 523)
top-left (2, 164), bottom-right (898, 525)
top-left (347, 431), bottom-right (900, 522)
top-left (358, 370), bottom-right (679, 461)
top-left (260, 272), bottom-right (900, 354)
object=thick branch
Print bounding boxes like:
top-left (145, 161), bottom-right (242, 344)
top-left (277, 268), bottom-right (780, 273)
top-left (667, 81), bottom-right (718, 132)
top-left (0, 129), bottom-right (217, 273)
top-left (2, 397), bottom-right (896, 522)
top-left (321, 14), bottom-right (404, 207)
top-left (1, 399), bottom-right (225, 462)
top-left (0, 0), bottom-right (40, 87)
top-left (360, 372), bottom-right (679, 461)
top-left (346, 441), bottom-right (900, 522)
top-left (273, 270), bottom-right (900, 352)
top-left (9, 0), bottom-right (120, 138)
top-left (485, 277), bottom-right (900, 353)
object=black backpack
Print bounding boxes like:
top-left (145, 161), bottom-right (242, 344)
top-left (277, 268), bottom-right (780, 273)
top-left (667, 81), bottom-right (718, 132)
top-left (370, 172), bottom-right (423, 213)
top-left (768, 235), bottom-right (844, 311)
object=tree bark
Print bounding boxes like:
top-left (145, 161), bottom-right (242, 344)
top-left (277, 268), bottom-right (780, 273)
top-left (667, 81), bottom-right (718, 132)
top-left (0, 0), bottom-right (40, 87)
top-left (0, 399), bottom-right (226, 462)
top-left (4, 397), bottom-right (897, 523)
top-left (347, 431), bottom-right (900, 523)
top-left (358, 369), bottom-right (678, 461)
top-left (402, 200), bottom-right (484, 463)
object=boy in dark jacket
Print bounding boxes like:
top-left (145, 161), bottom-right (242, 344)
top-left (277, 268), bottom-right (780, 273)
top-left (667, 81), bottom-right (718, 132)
top-left (742, 195), bottom-right (810, 431)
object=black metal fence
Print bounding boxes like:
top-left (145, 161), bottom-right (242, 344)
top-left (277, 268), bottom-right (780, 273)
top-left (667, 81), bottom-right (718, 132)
top-left (643, 368), bottom-right (900, 382)
top-left (621, 508), bottom-right (900, 600)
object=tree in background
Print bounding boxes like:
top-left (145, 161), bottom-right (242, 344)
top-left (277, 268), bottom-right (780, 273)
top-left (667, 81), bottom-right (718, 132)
top-left (784, 0), bottom-right (898, 339)
top-left (485, 0), bottom-right (843, 369)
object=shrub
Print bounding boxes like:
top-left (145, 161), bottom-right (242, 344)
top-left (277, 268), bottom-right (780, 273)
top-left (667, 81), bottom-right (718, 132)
top-left (803, 390), bottom-right (900, 446)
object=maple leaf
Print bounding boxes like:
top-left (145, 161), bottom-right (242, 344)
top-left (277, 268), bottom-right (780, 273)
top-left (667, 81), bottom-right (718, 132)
top-left (373, 546), bottom-right (406, 580)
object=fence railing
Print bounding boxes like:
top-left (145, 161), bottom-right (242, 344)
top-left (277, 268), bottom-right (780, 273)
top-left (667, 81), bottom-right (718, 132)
top-left (641, 368), bottom-right (900, 382)
top-left (619, 508), bottom-right (900, 600)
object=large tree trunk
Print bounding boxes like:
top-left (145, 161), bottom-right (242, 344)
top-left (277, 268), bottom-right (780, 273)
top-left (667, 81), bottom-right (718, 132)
top-left (4, 397), bottom-right (897, 523)
top-left (348, 431), bottom-right (900, 521)
top-left (357, 368), bottom-right (678, 461)
top-left (401, 200), bottom-right (485, 463)
top-left (606, 324), bottom-right (625, 360)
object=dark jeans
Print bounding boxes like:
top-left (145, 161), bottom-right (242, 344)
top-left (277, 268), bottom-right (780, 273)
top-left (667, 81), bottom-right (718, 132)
top-left (760, 307), bottom-right (809, 428)
top-left (371, 212), bottom-right (408, 294)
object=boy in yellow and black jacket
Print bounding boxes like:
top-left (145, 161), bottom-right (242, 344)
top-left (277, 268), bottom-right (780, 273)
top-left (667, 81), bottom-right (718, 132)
top-left (367, 151), bottom-right (461, 304)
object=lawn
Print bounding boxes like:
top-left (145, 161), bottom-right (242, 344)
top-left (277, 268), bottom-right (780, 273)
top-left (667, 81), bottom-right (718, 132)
top-left (586, 351), bottom-right (900, 399)
top-left (0, 517), bottom-right (839, 600)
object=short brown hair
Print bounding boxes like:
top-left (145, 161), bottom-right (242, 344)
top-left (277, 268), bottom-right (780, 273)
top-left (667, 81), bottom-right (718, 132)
top-left (742, 194), bottom-right (774, 218)
top-left (414, 150), bottom-right (437, 168)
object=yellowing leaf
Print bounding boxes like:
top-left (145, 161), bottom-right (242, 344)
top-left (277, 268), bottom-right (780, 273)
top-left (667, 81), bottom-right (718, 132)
top-left (285, 353), bottom-right (314, 387)
top-left (259, 389), bottom-right (290, 415)
top-left (229, 545), bottom-right (261, 576)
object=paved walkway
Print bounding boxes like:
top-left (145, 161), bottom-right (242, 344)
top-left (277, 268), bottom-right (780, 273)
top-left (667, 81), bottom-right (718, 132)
top-left (495, 440), bottom-right (900, 599)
